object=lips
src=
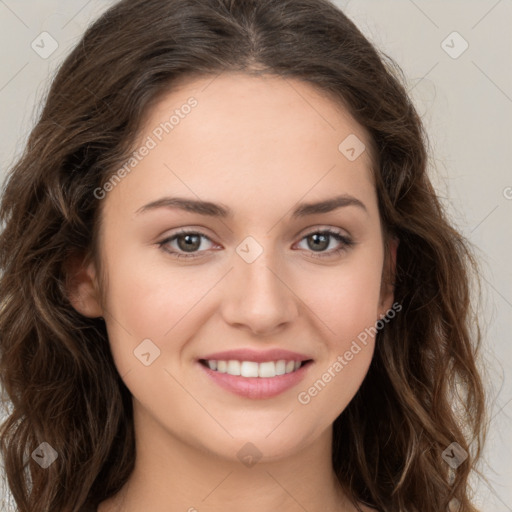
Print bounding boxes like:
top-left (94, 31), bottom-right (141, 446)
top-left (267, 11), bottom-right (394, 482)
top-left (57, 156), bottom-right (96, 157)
top-left (197, 348), bottom-right (313, 399)
top-left (199, 348), bottom-right (312, 363)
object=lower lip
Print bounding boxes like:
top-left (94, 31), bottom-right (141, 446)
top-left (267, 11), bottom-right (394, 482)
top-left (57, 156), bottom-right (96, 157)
top-left (198, 361), bottom-right (313, 399)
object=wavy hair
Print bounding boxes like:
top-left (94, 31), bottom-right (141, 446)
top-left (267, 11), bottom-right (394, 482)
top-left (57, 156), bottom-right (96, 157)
top-left (0, 0), bottom-right (487, 510)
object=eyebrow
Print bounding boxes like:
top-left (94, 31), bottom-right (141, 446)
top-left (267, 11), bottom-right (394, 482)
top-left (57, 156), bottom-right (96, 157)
top-left (135, 194), bottom-right (367, 218)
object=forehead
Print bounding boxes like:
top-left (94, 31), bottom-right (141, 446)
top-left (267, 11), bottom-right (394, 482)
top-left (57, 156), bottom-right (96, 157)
top-left (145, 72), bottom-right (372, 148)
top-left (103, 72), bottom-right (378, 221)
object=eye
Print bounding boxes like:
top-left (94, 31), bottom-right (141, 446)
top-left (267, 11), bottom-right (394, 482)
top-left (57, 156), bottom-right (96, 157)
top-left (295, 228), bottom-right (354, 259)
top-left (157, 227), bottom-right (354, 260)
top-left (157, 229), bottom-right (217, 260)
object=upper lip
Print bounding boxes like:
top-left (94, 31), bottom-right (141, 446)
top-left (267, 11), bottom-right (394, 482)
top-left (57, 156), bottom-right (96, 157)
top-left (199, 348), bottom-right (313, 363)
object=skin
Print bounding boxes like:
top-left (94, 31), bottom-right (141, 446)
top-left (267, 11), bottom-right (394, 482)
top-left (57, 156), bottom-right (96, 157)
top-left (69, 72), bottom-right (397, 512)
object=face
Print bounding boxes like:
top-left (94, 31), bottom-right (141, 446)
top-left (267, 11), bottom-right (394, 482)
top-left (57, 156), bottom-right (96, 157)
top-left (74, 72), bottom-right (396, 462)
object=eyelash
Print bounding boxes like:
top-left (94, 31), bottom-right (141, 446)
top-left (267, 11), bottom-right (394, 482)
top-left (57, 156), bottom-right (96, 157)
top-left (157, 228), bottom-right (354, 260)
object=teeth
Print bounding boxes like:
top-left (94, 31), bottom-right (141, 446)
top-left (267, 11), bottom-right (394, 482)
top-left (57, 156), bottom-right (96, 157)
top-left (258, 361), bottom-right (275, 378)
top-left (227, 360), bottom-right (241, 375)
top-left (204, 359), bottom-right (305, 378)
top-left (275, 360), bottom-right (286, 375)
top-left (241, 361), bottom-right (259, 377)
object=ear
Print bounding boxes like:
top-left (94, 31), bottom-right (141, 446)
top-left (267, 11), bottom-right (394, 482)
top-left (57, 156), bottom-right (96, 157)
top-left (379, 235), bottom-right (399, 315)
top-left (64, 251), bottom-right (104, 318)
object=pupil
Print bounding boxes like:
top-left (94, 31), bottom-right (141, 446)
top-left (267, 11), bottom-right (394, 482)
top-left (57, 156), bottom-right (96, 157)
top-left (179, 234), bottom-right (200, 252)
top-left (309, 233), bottom-right (328, 251)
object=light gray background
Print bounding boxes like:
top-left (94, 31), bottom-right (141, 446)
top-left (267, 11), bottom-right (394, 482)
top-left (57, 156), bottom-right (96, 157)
top-left (0, 0), bottom-right (511, 510)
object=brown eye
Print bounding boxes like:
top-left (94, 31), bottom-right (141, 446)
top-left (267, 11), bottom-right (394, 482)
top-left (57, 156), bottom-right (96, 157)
top-left (296, 229), bottom-right (354, 259)
top-left (158, 230), bottom-right (215, 259)
top-left (176, 233), bottom-right (202, 252)
top-left (306, 232), bottom-right (330, 251)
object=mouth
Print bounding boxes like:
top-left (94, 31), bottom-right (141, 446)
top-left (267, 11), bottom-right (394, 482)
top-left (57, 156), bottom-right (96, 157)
top-left (198, 358), bottom-right (313, 378)
top-left (197, 353), bottom-right (314, 399)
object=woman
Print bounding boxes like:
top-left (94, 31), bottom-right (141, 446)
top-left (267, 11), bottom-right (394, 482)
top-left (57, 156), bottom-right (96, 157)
top-left (0, 0), bottom-right (487, 511)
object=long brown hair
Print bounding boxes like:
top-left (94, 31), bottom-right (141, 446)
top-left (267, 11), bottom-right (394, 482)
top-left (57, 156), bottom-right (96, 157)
top-left (0, 0), bottom-right (487, 510)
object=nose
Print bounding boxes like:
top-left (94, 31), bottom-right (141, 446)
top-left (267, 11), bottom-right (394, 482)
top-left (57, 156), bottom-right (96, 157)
top-left (220, 243), bottom-right (299, 336)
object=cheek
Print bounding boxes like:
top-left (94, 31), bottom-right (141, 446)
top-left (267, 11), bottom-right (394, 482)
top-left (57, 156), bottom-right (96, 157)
top-left (98, 249), bottom-right (176, 371)
top-left (294, 257), bottom-right (382, 424)
top-left (296, 345), bottom-right (373, 435)
top-left (300, 245), bottom-right (384, 345)
top-left (100, 247), bottom-right (223, 375)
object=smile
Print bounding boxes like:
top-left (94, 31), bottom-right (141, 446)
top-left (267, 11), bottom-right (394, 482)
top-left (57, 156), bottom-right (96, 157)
top-left (199, 359), bottom-right (310, 378)
top-left (198, 358), bottom-right (313, 400)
